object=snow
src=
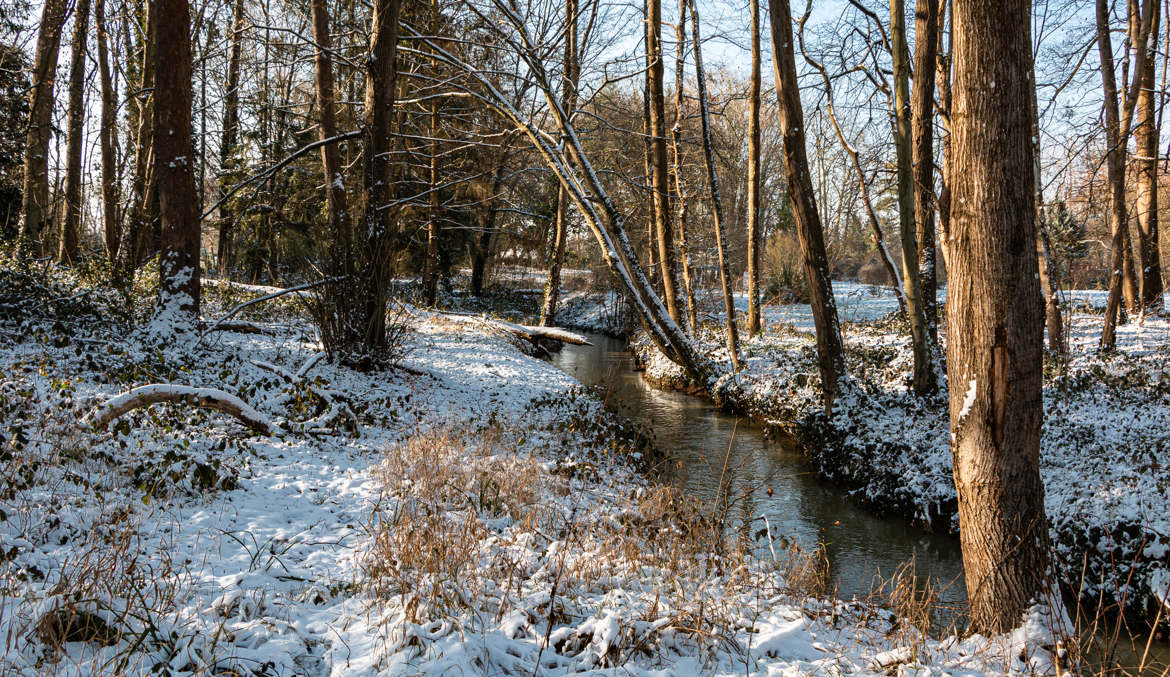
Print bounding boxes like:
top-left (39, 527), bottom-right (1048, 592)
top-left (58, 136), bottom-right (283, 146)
top-left (0, 265), bottom-right (1122, 674)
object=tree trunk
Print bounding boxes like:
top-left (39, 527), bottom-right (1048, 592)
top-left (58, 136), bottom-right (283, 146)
top-left (935, 0), bottom-right (952, 274)
top-left (359, 0), bottom-right (402, 356)
top-left (96, 0), bottom-right (121, 261)
top-left (1136, 0), bottom-right (1164, 311)
top-left (689, 0), bottom-right (742, 370)
top-left (892, 0), bottom-right (937, 395)
top-left (472, 163), bottom-right (506, 297)
top-left (122, 0), bottom-right (156, 277)
top-left (310, 0), bottom-right (352, 278)
top-left (1099, 0), bottom-right (1156, 348)
top-left (911, 0), bottom-right (938, 343)
top-left (671, 0), bottom-right (698, 334)
top-left (216, 0), bottom-right (245, 275)
top-left (1029, 71), bottom-right (1065, 354)
top-left (648, 0), bottom-right (681, 324)
top-left (949, 0), bottom-right (1050, 635)
top-left (153, 0), bottom-right (201, 325)
top-left (540, 0), bottom-right (578, 326)
top-left (767, 0), bottom-right (848, 411)
top-left (747, 0), bottom-right (763, 336)
top-left (59, 0), bottom-right (92, 265)
top-left (16, 0), bottom-right (69, 257)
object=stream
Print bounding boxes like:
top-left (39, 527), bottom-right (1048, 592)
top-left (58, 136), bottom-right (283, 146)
top-left (548, 332), bottom-right (968, 613)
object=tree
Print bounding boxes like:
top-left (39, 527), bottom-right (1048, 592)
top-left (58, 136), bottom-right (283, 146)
top-left (153, 0), bottom-right (201, 326)
top-left (16, 0), bottom-right (69, 257)
top-left (59, 0), bottom-right (91, 265)
top-left (746, 0), bottom-right (762, 337)
top-left (216, 0), bottom-right (245, 275)
top-left (689, 0), bottom-right (741, 370)
top-left (891, 0), bottom-right (936, 395)
top-left (647, 0), bottom-right (681, 325)
top-left (357, 0), bottom-right (402, 360)
top-left (95, 0), bottom-right (120, 260)
top-left (310, 0), bottom-right (351, 278)
top-left (910, 0), bottom-right (938, 343)
top-left (1098, 0), bottom-right (1154, 348)
top-left (947, 0), bottom-right (1049, 634)
top-left (539, 0), bottom-right (579, 326)
top-left (1135, 0), bottom-right (1163, 311)
top-left (767, 0), bottom-right (847, 411)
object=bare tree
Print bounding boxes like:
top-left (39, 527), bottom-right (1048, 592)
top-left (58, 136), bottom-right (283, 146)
top-left (310, 0), bottom-right (352, 277)
top-left (16, 0), bottom-right (69, 257)
top-left (1098, 0), bottom-right (1155, 348)
top-left (747, 0), bottom-right (763, 337)
top-left (648, 0), bottom-right (681, 324)
top-left (671, 0), bottom-right (698, 334)
top-left (948, 0), bottom-right (1049, 634)
top-left (689, 0), bottom-right (741, 370)
top-left (216, 0), bottom-right (245, 275)
top-left (891, 0), bottom-right (936, 394)
top-left (153, 0), bottom-right (201, 326)
top-left (910, 0), bottom-right (938, 343)
top-left (96, 0), bottom-right (121, 260)
top-left (768, 0), bottom-right (847, 411)
top-left (59, 0), bottom-right (92, 265)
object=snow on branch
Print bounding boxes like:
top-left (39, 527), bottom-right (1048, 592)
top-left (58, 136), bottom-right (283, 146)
top-left (202, 279), bottom-right (332, 335)
top-left (83, 384), bottom-right (277, 435)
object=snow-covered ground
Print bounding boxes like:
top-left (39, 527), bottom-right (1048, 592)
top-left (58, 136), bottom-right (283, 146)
top-left (0, 266), bottom-right (1074, 675)
top-left (622, 283), bottom-right (1170, 629)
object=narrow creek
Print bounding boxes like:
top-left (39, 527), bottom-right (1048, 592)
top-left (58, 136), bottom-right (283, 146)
top-left (548, 332), bottom-right (968, 612)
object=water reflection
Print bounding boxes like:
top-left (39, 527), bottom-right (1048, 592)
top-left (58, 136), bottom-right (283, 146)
top-left (548, 333), bottom-right (968, 609)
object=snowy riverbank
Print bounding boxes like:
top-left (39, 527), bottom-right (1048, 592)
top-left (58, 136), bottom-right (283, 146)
top-left (621, 283), bottom-right (1170, 629)
top-left (0, 265), bottom-right (1077, 674)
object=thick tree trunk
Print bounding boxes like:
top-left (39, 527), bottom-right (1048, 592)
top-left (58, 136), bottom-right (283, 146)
top-left (949, 0), bottom-right (1049, 635)
top-left (892, 0), bottom-right (936, 395)
top-left (153, 0), bottom-right (201, 325)
top-left (310, 0), bottom-right (352, 277)
top-left (96, 0), bottom-right (121, 261)
top-left (648, 0), bottom-right (681, 324)
top-left (16, 0), bottom-right (69, 257)
top-left (746, 0), bottom-right (763, 336)
top-left (689, 0), bottom-right (741, 370)
top-left (216, 0), bottom-right (245, 275)
top-left (540, 0), bottom-right (579, 326)
top-left (359, 0), bottom-right (402, 355)
top-left (1136, 0), bottom-right (1164, 311)
top-left (767, 0), bottom-right (847, 411)
top-left (59, 0), bottom-right (92, 265)
top-left (671, 0), bottom-right (698, 335)
top-left (1099, 0), bottom-right (1156, 348)
top-left (911, 0), bottom-right (938, 343)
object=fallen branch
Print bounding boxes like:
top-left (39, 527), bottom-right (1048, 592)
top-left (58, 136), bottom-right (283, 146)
top-left (83, 385), bottom-right (277, 435)
top-left (402, 304), bottom-right (592, 346)
top-left (251, 357), bottom-right (360, 436)
top-left (202, 279), bottom-right (333, 335)
top-left (200, 320), bottom-right (274, 335)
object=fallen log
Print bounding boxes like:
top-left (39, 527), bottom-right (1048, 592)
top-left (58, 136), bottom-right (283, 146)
top-left (403, 304), bottom-right (592, 346)
top-left (83, 384), bottom-right (277, 435)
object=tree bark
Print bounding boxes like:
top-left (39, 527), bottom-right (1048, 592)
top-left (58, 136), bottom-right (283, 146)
top-left (911, 0), bottom-right (938, 343)
top-left (689, 0), bottom-right (742, 370)
top-left (648, 0), bottom-right (681, 324)
top-left (121, 0), bottom-right (156, 277)
top-left (16, 0), bottom-right (69, 257)
top-left (216, 0), bottom-right (245, 276)
top-left (948, 0), bottom-right (1049, 634)
top-left (310, 0), bottom-right (352, 278)
top-left (1136, 0), bottom-right (1164, 311)
top-left (540, 0), bottom-right (578, 326)
top-left (153, 0), bottom-right (201, 325)
top-left (96, 0), bottom-right (121, 261)
top-left (59, 0), bottom-right (92, 265)
top-left (747, 0), bottom-right (763, 336)
top-left (471, 163), bottom-right (506, 297)
top-left (935, 0), bottom-right (952, 274)
top-left (767, 0), bottom-right (847, 411)
top-left (358, 0), bottom-right (402, 356)
top-left (892, 0), bottom-right (937, 395)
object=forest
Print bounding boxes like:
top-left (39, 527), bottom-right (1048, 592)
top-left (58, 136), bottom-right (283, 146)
top-left (0, 0), bottom-right (1168, 672)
